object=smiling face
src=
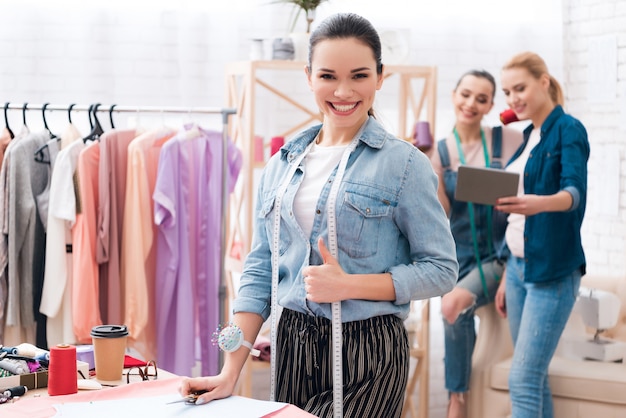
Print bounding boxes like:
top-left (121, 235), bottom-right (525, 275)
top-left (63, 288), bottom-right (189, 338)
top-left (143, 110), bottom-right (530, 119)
top-left (452, 74), bottom-right (495, 128)
top-left (501, 66), bottom-right (552, 126)
top-left (306, 37), bottom-right (383, 142)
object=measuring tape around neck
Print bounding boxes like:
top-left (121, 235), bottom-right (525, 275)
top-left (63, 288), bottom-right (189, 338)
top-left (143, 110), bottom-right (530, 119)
top-left (269, 134), bottom-right (360, 418)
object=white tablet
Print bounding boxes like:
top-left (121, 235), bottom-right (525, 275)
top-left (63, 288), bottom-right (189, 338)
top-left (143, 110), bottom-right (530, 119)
top-left (455, 165), bottom-right (519, 206)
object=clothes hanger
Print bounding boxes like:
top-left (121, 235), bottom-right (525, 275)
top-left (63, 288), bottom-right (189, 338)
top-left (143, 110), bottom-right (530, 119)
top-left (33, 103), bottom-right (57, 164)
top-left (109, 104), bottom-right (116, 129)
top-left (4, 102), bottom-right (14, 139)
top-left (42, 103), bottom-right (58, 140)
top-left (22, 102), bottom-right (28, 130)
top-left (83, 103), bottom-right (104, 143)
top-left (68, 103), bottom-right (76, 124)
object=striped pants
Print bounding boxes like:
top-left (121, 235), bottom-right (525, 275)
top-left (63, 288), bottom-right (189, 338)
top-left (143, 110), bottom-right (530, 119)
top-left (276, 308), bottom-right (409, 418)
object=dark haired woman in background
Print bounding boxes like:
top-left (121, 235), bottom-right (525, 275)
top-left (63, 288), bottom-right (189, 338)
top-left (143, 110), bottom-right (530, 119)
top-left (430, 69), bottom-right (523, 418)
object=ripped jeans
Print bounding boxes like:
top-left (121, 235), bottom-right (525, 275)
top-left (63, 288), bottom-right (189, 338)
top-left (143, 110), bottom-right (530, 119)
top-left (443, 258), bottom-right (504, 393)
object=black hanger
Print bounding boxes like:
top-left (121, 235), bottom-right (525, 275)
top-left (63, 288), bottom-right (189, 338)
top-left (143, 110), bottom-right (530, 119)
top-left (4, 102), bottom-right (14, 139)
top-left (68, 103), bottom-right (76, 124)
top-left (42, 103), bottom-right (58, 140)
top-left (22, 102), bottom-right (28, 129)
top-left (109, 104), bottom-right (116, 129)
top-left (34, 103), bottom-right (56, 164)
top-left (83, 103), bottom-right (103, 143)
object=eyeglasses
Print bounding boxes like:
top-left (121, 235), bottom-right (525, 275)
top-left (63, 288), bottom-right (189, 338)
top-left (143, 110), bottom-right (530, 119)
top-left (125, 360), bottom-right (158, 384)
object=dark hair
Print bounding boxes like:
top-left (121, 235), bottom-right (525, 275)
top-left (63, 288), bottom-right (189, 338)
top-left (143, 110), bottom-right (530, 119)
top-left (307, 13), bottom-right (383, 117)
top-left (502, 51), bottom-right (564, 106)
top-left (455, 69), bottom-right (497, 100)
top-left (307, 13), bottom-right (383, 75)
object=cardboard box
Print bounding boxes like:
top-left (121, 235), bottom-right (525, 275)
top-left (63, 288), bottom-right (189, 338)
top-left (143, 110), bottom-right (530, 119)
top-left (0, 360), bottom-right (89, 391)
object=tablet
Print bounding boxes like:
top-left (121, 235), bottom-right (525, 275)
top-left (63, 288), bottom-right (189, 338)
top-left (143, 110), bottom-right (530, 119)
top-left (454, 165), bottom-right (519, 206)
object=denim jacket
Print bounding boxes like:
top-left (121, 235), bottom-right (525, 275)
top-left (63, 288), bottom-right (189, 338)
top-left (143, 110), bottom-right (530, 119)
top-left (507, 105), bottom-right (589, 282)
top-left (233, 117), bottom-right (458, 322)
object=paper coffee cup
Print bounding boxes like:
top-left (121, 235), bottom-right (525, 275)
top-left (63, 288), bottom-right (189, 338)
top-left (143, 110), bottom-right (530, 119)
top-left (90, 325), bottom-right (128, 381)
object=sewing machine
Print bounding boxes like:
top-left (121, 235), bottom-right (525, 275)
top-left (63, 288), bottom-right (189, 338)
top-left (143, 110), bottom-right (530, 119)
top-left (573, 287), bottom-right (626, 362)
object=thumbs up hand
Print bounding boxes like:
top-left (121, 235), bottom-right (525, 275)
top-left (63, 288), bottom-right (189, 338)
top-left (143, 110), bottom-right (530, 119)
top-left (302, 238), bottom-right (347, 303)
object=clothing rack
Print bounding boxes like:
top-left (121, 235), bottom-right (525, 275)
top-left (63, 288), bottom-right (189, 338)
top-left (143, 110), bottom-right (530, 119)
top-left (3, 101), bottom-right (236, 371)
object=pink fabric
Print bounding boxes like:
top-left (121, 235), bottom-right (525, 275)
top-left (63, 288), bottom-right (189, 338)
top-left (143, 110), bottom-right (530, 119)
top-left (96, 129), bottom-right (137, 325)
top-left (0, 376), bottom-right (315, 418)
top-left (72, 143), bottom-right (102, 343)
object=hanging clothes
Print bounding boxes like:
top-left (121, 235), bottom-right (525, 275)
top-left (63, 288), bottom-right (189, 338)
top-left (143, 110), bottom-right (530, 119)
top-left (72, 141), bottom-right (103, 343)
top-left (96, 129), bottom-right (138, 325)
top-left (5, 131), bottom-right (50, 348)
top-left (40, 139), bottom-right (86, 347)
top-left (0, 126), bottom-right (30, 345)
top-left (121, 127), bottom-right (176, 362)
top-left (154, 125), bottom-right (241, 376)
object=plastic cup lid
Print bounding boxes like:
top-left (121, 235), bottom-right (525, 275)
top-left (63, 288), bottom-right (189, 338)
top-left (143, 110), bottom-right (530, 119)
top-left (90, 325), bottom-right (129, 338)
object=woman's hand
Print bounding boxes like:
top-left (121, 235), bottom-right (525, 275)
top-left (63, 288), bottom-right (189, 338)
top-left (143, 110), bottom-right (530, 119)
top-left (495, 274), bottom-right (507, 318)
top-left (495, 194), bottom-right (543, 216)
top-left (179, 374), bottom-right (237, 405)
top-left (302, 238), bottom-right (348, 303)
top-left (496, 190), bottom-right (573, 216)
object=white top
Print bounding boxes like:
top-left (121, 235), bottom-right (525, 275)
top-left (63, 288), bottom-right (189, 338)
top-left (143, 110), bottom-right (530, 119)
top-left (505, 127), bottom-right (542, 258)
top-left (293, 142), bottom-right (348, 239)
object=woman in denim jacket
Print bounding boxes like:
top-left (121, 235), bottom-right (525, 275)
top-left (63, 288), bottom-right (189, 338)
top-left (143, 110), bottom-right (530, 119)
top-left (495, 51), bottom-right (589, 418)
top-left (431, 69), bottom-right (523, 418)
top-left (180, 13), bottom-right (458, 418)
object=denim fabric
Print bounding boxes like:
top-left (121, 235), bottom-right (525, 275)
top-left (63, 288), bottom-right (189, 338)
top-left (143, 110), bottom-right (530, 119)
top-left (505, 255), bottom-right (581, 418)
top-left (437, 137), bottom-right (509, 393)
top-left (233, 116), bottom-right (458, 322)
top-left (443, 259), bottom-right (504, 392)
top-left (507, 105), bottom-right (589, 282)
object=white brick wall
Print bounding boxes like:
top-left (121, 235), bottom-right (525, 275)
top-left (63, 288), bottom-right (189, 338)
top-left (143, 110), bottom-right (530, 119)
top-left (563, 0), bottom-right (626, 276)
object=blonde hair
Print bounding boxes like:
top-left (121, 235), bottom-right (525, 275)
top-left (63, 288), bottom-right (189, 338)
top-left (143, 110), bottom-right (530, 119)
top-left (502, 51), bottom-right (564, 106)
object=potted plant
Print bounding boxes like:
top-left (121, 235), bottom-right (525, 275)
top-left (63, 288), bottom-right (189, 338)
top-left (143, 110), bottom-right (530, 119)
top-left (274, 0), bottom-right (329, 33)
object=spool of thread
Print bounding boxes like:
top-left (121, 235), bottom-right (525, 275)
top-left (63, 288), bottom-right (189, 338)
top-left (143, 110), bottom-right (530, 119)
top-left (412, 121), bottom-right (433, 152)
top-left (499, 108), bottom-right (519, 125)
top-left (254, 135), bottom-right (265, 163)
top-left (48, 344), bottom-right (78, 396)
top-left (0, 346), bottom-right (18, 355)
top-left (270, 136), bottom-right (284, 156)
top-left (3, 386), bottom-right (27, 398)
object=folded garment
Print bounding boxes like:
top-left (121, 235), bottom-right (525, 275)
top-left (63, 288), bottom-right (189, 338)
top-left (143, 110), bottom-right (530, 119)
top-left (253, 335), bottom-right (271, 362)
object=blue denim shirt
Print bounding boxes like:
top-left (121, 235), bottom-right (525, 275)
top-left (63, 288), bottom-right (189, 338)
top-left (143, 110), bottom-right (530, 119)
top-left (507, 105), bottom-right (589, 282)
top-left (233, 117), bottom-right (458, 322)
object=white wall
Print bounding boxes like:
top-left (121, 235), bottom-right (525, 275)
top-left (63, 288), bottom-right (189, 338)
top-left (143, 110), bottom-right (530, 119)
top-left (0, 0), bottom-right (563, 139)
top-left (563, 0), bottom-right (626, 276)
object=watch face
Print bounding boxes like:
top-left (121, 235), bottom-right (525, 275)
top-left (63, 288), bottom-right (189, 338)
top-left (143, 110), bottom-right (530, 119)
top-left (379, 29), bottom-right (410, 65)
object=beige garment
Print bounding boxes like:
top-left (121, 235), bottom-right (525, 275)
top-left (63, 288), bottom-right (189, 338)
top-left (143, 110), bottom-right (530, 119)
top-left (96, 129), bottom-right (137, 326)
top-left (121, 127), bottom-right (176, 361)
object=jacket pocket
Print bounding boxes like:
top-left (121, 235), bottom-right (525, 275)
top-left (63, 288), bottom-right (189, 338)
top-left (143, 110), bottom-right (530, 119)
top-left (337, 191), bottom-right (391, 258)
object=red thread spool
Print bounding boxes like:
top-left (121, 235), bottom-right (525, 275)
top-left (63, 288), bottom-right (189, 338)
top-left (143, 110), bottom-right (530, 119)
top-left (270, 136), bottom-right (284, 156)
top-left (499, 108), bottom-right (519, 125)
top-left (48, 344), bottom-right (78, 396)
